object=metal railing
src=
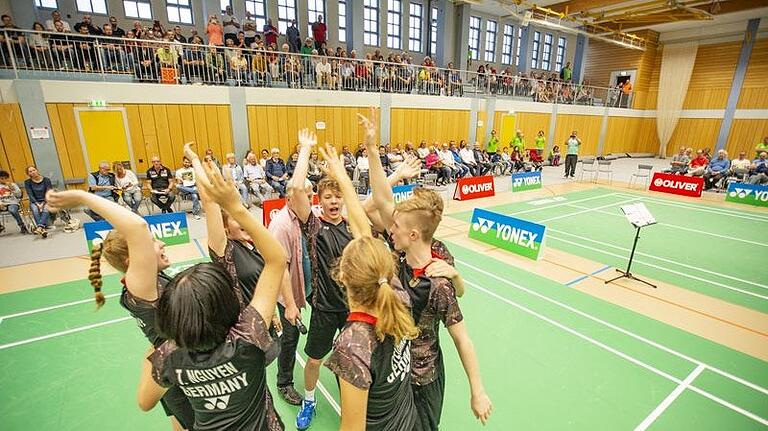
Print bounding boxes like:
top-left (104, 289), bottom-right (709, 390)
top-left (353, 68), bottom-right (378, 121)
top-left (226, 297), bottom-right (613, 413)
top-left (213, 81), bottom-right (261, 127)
top-left (0, 28), bottom-right (633, 108)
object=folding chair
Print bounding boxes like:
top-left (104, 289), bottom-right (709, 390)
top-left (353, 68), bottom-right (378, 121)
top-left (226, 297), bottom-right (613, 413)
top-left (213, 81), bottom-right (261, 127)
top-left (721, 167), bottom-right (750, 192)
top-left (629, 164), bottom-right (653, 189)
top-left (594, 160), bottom-right (614, 184)
top-left (578, 157), bottom-right (597, 182)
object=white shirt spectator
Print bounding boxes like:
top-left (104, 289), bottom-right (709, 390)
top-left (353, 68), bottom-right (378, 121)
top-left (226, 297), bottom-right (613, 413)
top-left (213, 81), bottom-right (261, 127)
top-left (115, 169), bottom-right (140, 192)
top-left (439, 150), bottom-right (456, 167)
top-left (243, 17), bottom-right (257, 38)
top-left (731, 157), bottom-right (751, 171)
top-left (417, 147), bottom-right (430, 160)
top-left (356, 156), bottom-right (370, 171)
top-left (460, 147), bottom-right (476, 164)
top-left (316, 60), bottom-right (331, 75)
top-left (175, 167), bottom-right (196, 187)
top-left (45, 19), bottom-right (71, 32)
top-left (244, 162), bottom-right (267, 181)
top-left (222, 13), bottom-right (240, 34)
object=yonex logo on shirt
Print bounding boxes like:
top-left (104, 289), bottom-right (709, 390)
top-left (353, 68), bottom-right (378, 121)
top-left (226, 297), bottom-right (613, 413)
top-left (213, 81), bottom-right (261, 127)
top-left (203, 395), bottom-right (231, 410)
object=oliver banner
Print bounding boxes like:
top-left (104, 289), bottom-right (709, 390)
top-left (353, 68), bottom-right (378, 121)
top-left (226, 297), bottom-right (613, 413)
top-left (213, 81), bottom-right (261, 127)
top-left (84, 212), bottom-right (189, 252)
top-left (648, 172), bottom-right (703, 197)
top-left (454, 175), bottom-right (495, 201)
top-left (511, 171), bottom-right (542, 192)
top-left (468, 208), bottom-right (546, 260)
top-left (725, 183), bottom-right (768, 207)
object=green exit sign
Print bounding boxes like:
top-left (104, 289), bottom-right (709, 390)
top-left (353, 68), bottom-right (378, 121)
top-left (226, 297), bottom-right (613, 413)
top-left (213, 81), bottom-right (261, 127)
top-left (89, 100), bottom-right (107, 107)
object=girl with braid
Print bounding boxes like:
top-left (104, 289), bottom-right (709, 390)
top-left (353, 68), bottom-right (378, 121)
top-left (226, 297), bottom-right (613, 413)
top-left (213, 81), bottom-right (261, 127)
top-left (359, 111), bottom-right (493, 429)
top-left (137, 159), bottom-right (287, 431)
top-left (46, 189), bottom-right (195, 431)
top-left (318, 143), bottom-right (420, 431)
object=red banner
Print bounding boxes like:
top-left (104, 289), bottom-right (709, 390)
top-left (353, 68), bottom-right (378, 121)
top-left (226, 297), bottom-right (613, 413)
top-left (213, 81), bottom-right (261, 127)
top-left (648, 172), bottom-right (704, 197)
top-left (453, 175), bottom-right (495, 201)
top-left (262, 195), bottom-right (320, 227)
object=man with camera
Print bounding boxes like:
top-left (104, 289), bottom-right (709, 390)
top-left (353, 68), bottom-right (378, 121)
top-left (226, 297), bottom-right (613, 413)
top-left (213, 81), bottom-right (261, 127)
top-left (564, 131), bottom-right (581, 179)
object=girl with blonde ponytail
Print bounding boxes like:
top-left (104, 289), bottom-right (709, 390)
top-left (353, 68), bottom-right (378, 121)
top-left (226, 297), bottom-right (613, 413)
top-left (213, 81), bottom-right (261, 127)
top-left (317, 143), bottom-right (419, 431)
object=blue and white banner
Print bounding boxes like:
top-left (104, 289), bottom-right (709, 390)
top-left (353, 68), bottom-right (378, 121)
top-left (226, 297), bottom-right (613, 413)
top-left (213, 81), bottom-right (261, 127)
top-left (725, 182), bottom-right (768, 208)
top-left (511, 171), bottom-right (542, 192)
top-left (468, 208), bottom-right (547, 260)
top-left (392, 184), bottom-right (417, 204)
top-left (84, 212), bottom-right (190, 252)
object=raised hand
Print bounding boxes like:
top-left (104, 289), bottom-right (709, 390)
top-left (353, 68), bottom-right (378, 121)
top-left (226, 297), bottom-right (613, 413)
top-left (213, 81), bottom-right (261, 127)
top-left (317, 143), bottom-right (346, 181)
top-left (356, 108), bottom-right (378, 148)
top-left (197, 160), bottom-right (241, 211)
top-left (395, 154), bottom-right (422, 181)
top-left (298, 128), bottom-right (317, 152)
top-left (183, 141), bottom-right (199, 161)
top-left (45, 190), bottom-right (87, 212)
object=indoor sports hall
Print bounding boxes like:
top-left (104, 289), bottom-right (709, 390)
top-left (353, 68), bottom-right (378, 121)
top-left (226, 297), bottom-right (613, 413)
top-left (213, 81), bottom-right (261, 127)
top-left (0, 1), bottom-right (766, 430)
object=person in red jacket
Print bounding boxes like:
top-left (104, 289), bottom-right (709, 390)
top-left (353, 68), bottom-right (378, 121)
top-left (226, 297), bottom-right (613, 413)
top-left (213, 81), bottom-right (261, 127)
top-left (311, 15), bottom-right (326, 50)
top-left (687, 149), bottom-right (709, 177)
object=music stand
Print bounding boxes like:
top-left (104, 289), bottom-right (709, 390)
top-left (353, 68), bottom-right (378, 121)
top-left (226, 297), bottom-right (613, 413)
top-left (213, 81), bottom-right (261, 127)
top-left (604, 203), bottom-right (657, 288)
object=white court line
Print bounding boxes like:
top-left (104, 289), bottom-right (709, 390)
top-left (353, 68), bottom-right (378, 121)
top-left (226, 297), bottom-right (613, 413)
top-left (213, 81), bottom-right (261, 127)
top-left (563, 203), bottom-right (768, 248)
top-left (462, 279), bottom-right (768, 427)
top-left (456, 259), bottom-right (768, 398)
top-left (549, 228), bottom-right (768, 292)
top-left (295, 352), bottom-right (342, 415)
top-left (618, 193), bottom-right (768, 223)
top-left (634, 364), bottom-right (706, 431)
top-left (623, 193), bottom-right (768, 220)
top-left (509, 192), bottom-right (623, 216)
top-left (538, 198), bottom-right (641, 223)
top-left (0, 293), bottom-right (122, 321)
top-left (0, 317), bottom-right (133, 350)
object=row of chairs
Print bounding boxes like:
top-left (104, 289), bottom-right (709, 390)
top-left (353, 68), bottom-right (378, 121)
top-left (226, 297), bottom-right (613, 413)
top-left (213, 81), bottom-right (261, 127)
top-left (578, 158), bottom-right (656, 189)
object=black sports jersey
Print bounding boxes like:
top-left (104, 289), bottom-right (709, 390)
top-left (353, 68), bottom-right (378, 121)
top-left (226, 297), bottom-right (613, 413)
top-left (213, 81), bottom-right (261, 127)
top-left (302, 213), bottom-right (353, 312)
top-left (119, 272), bottom-right (172, 348)
top-left (325, 313), bottom-right (417, 431)
top-left (151, 305), bottom-right (284, 431)
top-left (146, 166), bottom-right (173, 191)
top-left (212, 240), bottom-right (266, 302)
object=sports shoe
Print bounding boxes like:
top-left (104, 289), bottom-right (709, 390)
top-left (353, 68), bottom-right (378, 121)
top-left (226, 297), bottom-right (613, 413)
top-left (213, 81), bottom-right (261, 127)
top-left (296, 399), bottom-right (316, 430)
top-left (277, 385), bottom-right (302, 406)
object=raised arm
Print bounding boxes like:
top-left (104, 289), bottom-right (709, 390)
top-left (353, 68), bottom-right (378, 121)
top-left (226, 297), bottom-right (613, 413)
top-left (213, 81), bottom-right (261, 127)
top-left (362, 155), bottom-right (422, 232)
top-left (46, 189), bottom-right (158, 301)
top-left (317, 144), bottom-right (371, 239)
top-left (357, 111), bottom-right (396, 227)
top-left (197, 161), bottom-right (286, 323)
top-left (184, 143), bottom-right (226, 257)
top-left (289, 128), bottom-right (316, 223)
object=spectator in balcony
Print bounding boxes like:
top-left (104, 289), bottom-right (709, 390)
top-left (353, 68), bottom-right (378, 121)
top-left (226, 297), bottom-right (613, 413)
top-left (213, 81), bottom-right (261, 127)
top-left (703, 150), bottom-right (731, 190)
top-left (263, 18), bottom-right (278, 47)
top-left (251, 44), bottom-right (271, 86)
top-left (664, 147), bottom-right (690, 175)
top-left (232, 30), bottom-right (246, 49)
top-left (223, 152), bottom-right (250, 207)
top-left (265, 148), bottom-right (288, 197)
top-left (156, 43), bottom-right (179, 75)
top-left (243, 11), bottom-right (257, 47)
top-left (175, 156), bottom-right (201, 218)
top-left (113, 162), bottom-right (143, 214)
top-left (206, 15), bottom-right (224, 46)
top-left (24, 166), bottom-right (53, 237)
top-left (29, 22), bottom-right (53, 69)
top-left (754, 136), bottom-right (768, 159)
top-left (74, 15), bottom-right (102, 36)
top-left (221, 5), bottom-right (239, 45)
top-left (447, 62), bottom-right (463, 96)
top-left (549, 145), bottom-right (561, 167)
top-left (316, 55), bottom-right (332, 89)
top-left (267, 44), bottom-right (280, 80)
top-left (107, 17), bottom-right (125, 38)
top-left (45, 10), bottom-right (71, 32)
top-left (183, 35), bottom-right (205, 83)
top-left (100, 24), bottom-right (125, 72)
top-left (243, 153), bottom-right (273, 206)
top-left (73, 25), bottom-right (97, 71)
top-left (168, 25), bottom-right (186, 44)
top-left (459, 141), bottom-right (479, 176)
top-left (748, 152), bottom-right (768, 185)
top-left (311, 15), bottom-right (326, 50)
top-left (560, 61), bottom-right (572, 82)
top-left (134, 39), bottom-right (158, 82)
top-left (86, 161), bottom-right (118, 221)
top-left (129, 21), bottom-right (146, 38)
top-left (687, 149), bottom-right (708, 177)
top-left (151, 20), bottom-right (165, 37)
top-left (286, 19), bottom-right (300, 53)
top-left (204, 45), bottom-right (225, 83)
top-left (0, 170), bottom-right (28, 235)
top-left (230, 49), bottom-right (248, 84)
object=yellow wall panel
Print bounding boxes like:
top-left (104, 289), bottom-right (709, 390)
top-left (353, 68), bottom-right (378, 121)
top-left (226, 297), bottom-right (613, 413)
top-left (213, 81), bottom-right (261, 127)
top-left (0, 104), bottom-right (35, 182)
top-left (205, 105), bottom-right (222, 159)
top-left (217, 106), bottom-right (234, 158)
top-left (725, 119), bottom-right (768, 157)
top-left (46, 104), bottom-right (73, 180)
top-left (390, 108), bottom-right (469, 146)
top-left (554, 114), bottom-right (602, 156)
top-left (165, 105), bottom-right (185, 163)
top-left (124, 105), bottom-right (148, 173)
top-left (667, 118), bottom-right (722, 153)
top-left (738, 38), bottom-right (768, 109)
top-left (152, 105), bottom-right (176, 166)
top-left (604, 117), bottom-right (660, 155)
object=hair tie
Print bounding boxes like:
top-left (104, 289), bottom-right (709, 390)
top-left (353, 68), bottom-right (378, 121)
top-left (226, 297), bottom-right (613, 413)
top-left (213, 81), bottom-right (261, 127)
top-left (378, 277), bottom-right (388, 286)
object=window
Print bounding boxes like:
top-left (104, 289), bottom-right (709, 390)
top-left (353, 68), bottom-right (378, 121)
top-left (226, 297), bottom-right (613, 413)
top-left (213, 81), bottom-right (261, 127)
top-left (542, 33), bottom-right (553, 70)
top-left (501, 24), bottom-right (513, 65)
top-left (484, 20), bottom-right (497, 62)
top-left (124, 0), bottom-right (152, 19)
top-left (531, 30), bottom-right (541, 69)
top-left (77, 0), bottom-right (107, 14)
top-left (408, 3), bottom-right (423, 52)
top-left (34, 0), bottom-right (58, 9)
top-left (430, 6), bottom-right (437, 55)
top-left (515, 27), bottom-right (522, 66)
top-left (166, 0), bottom-right (192, 24)
top-left (555, 36), bottom-right (567, 71)
top-left (277, 0), bottom-right (297, 34)
top-left (468, 16), bottom-right (481, 60)
top-left (387, 0), bottom-right (402, 49)
top-left (220, 0), bottom-right (230, 12)
top-left (307, 0), bottom-right (325, 36)
top-left (339, 0), bottom-right (347, 42)
top-left (245, 0), bottom-right (267, 30)
top-left (364, 0), bottom-right (379, 46)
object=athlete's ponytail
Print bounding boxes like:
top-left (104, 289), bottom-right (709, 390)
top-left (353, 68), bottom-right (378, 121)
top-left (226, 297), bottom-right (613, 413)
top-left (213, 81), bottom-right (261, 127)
top-left (89, 243), bottom-right (105, 308)
top-left (86, 230), bottom-right (131, 308)
top-left (374, 278), bottom-right (419, 345)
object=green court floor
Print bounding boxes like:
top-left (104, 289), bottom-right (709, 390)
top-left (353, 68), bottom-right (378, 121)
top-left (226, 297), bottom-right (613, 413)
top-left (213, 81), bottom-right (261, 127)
top-left (451, 187), bottom-right (768, 314)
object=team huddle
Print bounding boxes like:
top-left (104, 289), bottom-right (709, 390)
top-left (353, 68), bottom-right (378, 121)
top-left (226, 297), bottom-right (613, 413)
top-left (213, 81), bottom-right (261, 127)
top-left (46, 111), bottom-right (493, 431)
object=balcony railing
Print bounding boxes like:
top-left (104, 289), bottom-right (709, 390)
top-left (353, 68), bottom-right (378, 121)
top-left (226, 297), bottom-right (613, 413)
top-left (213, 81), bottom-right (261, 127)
top-left (0, 28), bottom-right (634, 108)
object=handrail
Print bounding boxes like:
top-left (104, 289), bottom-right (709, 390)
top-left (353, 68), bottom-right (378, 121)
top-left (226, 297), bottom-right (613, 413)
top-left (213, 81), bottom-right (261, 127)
top-left (0, 28), bottom-right (635, 108)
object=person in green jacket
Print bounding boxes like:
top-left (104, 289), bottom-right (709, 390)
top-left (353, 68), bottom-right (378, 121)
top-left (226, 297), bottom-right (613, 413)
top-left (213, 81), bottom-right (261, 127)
top-left (511, 130), bottom-right (525, 151)
top-left (534, 130), bottom-right (546, 158)
top-left (487, 130), bottom-right (499, 157)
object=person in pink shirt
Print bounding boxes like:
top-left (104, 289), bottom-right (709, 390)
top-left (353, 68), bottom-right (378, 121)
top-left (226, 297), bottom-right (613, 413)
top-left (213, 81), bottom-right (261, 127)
top-left (205, 15), bottom-right (224, 46)
top-left (426, 146), bottom-right (450, 185)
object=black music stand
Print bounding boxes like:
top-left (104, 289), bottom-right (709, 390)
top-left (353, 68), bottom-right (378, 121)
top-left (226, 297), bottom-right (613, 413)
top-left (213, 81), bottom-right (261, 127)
top-left (605, 203), bottom-right (657, 288)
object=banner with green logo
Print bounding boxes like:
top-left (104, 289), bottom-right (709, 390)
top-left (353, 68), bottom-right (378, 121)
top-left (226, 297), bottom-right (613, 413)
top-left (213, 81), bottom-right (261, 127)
top-left (511, 171), bottom-right (542, 192)
top-left (468, 208), bottom-right (546, 260)
top-left (725, 183), bottom-right (768, 207)
top-left (83, 212), bottom-right (190, 252)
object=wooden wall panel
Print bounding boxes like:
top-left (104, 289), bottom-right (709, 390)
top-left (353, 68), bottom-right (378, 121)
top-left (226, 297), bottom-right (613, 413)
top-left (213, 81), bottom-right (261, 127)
top-left (667, 118), bottom-right (722, 152)
top-left (682, 42), bottom-right (740, 110)
top-left (554, 114), bottom-right (603, 156)
top-left (389, 109), bottom-right (469, 146)
top-left (0, 104), bottom-right (35, 183)
top-left (726, 120), bottom-right (768, 157)
top-left (604, 117), bottom-right (659, 155)
top-left (738, 38), bottom-right (768, 109)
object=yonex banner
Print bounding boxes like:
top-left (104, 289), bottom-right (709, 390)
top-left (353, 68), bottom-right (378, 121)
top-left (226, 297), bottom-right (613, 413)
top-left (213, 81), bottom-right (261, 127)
top-left (725, 183), bottom-right (768, 207)
top-left (468, 208), bottom-right (546, 260)
top-left (453, 175), bottom-right (495, 201)
top-left (511, 171), bottom-right (542, 192)
top-left (392, 184), bottom-right (417, 204)
top-left (648, 172), bottom-right (703, 197)
top-left (84, 212), bottom-right (189, 252)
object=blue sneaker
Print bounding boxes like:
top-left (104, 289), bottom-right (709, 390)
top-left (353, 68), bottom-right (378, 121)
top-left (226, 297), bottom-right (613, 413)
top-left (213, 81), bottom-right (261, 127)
top-left (296, 399), bottom-right (316, 430)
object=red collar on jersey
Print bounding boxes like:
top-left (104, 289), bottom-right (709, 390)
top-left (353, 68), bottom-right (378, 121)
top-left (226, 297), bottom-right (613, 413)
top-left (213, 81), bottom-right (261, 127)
top-left (347, 311), bottom-right (378, 326)
top-left (411, 251), bottom-right (442, 279)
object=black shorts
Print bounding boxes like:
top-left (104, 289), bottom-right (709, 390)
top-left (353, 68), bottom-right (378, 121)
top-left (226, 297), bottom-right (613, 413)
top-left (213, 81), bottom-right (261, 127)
top-left (413, 354), bottom-right (445, 431)
top-left (304, 309), bottom-right (348, 360)
top-left (160, 385), bottom-right (195, 430)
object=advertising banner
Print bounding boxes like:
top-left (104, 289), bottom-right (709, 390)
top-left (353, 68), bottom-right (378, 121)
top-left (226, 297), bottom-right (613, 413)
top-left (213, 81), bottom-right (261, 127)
top-left (511, 171), bottom-right (542, 192)
top-left (648, 172), bottom-right (703, 197)
top-left (725, 183), bottom-right (768, 207)
top-left (84, 212), bottom-right (189, 252)
top-left (453, 175), bottom-right (495, 201)
top-left (468, 208), bottom-right (546, 260)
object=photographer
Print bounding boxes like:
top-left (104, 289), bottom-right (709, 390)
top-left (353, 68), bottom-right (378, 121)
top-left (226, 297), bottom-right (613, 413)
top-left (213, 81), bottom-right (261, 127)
top-left (564, 130), bottom-right (581, 179)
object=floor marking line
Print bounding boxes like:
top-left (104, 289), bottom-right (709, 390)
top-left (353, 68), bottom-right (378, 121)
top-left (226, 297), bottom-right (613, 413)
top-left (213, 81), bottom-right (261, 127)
top-left (294, 352), bottom-right (342, 415)
top-left (192, 238), bottom-right (208, 258)
top-left (0, 293), bottom-right (122, 320)
top-left (625, 193), bottom-right (768, 220)
top-left (508, 192), bottom-right (623, 216)
top-left (455, 259), bottom-right (768, 397)
top-left (634, 364), bottom-right (706, 431)
top-left (565, 264), bottom-right (612, 286)
top-left (463, 279), bottom-right (768, 426)
top-left (0, 317), bottom-right (133, 350)
top-left (537, 198), bottom-right (641, 223)
top-left (563, 203), bottom-right (768, 248)
top-left (548, 230), bottom-right (768, 297)
top-left (617, 193), bottom-right (768, 223)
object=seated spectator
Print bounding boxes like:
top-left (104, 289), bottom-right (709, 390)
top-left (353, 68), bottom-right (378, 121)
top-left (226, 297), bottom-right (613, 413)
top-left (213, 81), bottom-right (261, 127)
top-left (341, 145), bottom-right (356, 178)
top-left (387, 146), bottom-right (404, 172)
top-left (146, 156), bottom-right (175, 213)
top-left (114, 162), bottom-right (143, 214)
top-left (473, 142), bottom-right (492, 176)
top-left (204, 46), bottom-right (226, 84)
top-left (499, 147), bottom-right (513, 175)
top-left (703, 150), bottom-right (731, 190)
top-left (175, 156), bottom-right (202, 219)
top-left (528, 148), bottom-right (543, 172)
top-left (449, 142), bottom-right (470, 178)
top-left (204, 148), bottom-right (221, 168)
top-left (550, 145), bottom-right (561, 167)
top-left (86, 161), bottom-right (119, 221)
top-left (755, 137), bottom-right (768, 159)
top-left (316, 56), bottom-right (332, 89)
top-left (286, 152), bottom-right (299, 177)
top-left (0, 170), bottom-right (28, 234)
top-left (729, 151), bottom-right (752, 182)
top-left (251, 43), bottom-right (272, 86)
top-left (230, 49), bottom-right (249, 84)
top-left (439, 143), bottom-right (458, 180)
top-left (45, 10), bottom-right (71, 32)
top-left (459, 141), bottom-right (479, 176)
top-left (307, 151), bottom-right (324, 186)
top-left (748, 152), bottom-right (768, 185)
top-left (24, 166), bottom-right (53, 237)
top-left (417, 141), bottom-right (430, 160)
top-left (243, 153), bottom-right (273, 206)
top-left (426, 146), bottom-right (450, 185)
top-left (356, 148), bottom-right (370, 194)
top-left (664, 147), bottom-right (690, 175)
top-left (74, 14), bottom-right (102, 35)
top-left (510, 146), bottom-right (525, 171)
top-left (259, 149), bottom-right (270, 167)
top-left (223, 152), bottom-right (250, 207)
top-left (100, 24), bottom-right (126, 72)
top-left (378, 145), bottom-right (393, 175)
top-left (687, 150), bottom-right (708, 177)
top-left (265, 148), bottom-right (288, 197)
